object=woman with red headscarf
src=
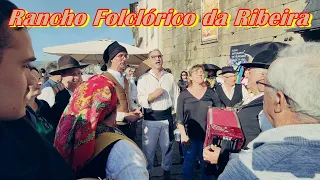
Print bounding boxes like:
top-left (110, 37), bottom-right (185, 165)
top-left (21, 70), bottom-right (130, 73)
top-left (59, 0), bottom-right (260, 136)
top-left (53, 74), bottom-right (148, 179)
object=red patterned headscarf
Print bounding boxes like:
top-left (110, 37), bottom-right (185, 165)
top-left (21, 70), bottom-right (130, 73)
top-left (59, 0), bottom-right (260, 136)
top-left (53, 74), bottom-right (117, 172)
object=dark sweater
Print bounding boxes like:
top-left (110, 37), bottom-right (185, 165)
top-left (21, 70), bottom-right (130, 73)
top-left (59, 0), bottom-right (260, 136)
top-left (51, 89), bottom-right (71, 130)
top-left (26, 99), bottom-right (55, 143)
top-left (176, 88), bottom-right (222, 140)
top-left (0, 118), bottom-right (75, 180)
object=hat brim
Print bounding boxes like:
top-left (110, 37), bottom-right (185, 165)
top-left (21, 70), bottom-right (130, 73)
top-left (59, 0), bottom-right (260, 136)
top-left (241, 62), bottom-right (269, 69)
top-left (49, 64), bottom-right (89, 75)
top-left (135, 61), bottom-right (151, 79)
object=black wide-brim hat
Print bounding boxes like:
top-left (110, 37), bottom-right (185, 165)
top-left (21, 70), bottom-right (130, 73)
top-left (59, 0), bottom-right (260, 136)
top-left (49, 55), bottom-right (89, 75)
top-left (241, 50), bottom-right (278, 69)
top-left (218, 66), bottom-right (237, 75)
top-left (203, 64), bottom-right (221, 71)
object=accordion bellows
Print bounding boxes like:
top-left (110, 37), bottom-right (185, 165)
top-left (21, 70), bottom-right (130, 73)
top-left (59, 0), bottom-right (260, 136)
top-left (204, 108), bottom-right (245, 151)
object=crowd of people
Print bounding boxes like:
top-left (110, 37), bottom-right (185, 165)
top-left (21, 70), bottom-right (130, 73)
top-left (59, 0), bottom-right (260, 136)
top-left (1, 0), bottom-right (320, 180)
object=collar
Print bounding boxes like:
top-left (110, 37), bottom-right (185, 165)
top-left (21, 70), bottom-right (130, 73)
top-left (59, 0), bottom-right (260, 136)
top-left (222, 83), bottom-right (235, 90)
top-left (48, 78), bottom-right (58, 86)
top-left (251, 92), bottom-right (264, 99)
top-left (67, 89), bottom-right (73, 96)
top-left (108, 68), bottom-right (124, 77)
top-left (148, 69), bottom-right (166, 78)
top-left (35, 98), bottom-right (44, 113)
top-left (247, 124), bottom-right (320, 149)
top-left (243, 92), bottom-right (264, 105)
top-left (96, 123), bottom-right (125, 138)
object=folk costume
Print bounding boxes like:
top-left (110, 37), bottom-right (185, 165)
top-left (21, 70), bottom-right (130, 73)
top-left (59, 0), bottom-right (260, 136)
top-left (101, 41), bottom-right (139, 141)
top-left (53, 74), bottom-right (148, 179)
top-left (38, 55), bottom-right (88, 130)
top-left (215, 66), bottom-right (249, 108)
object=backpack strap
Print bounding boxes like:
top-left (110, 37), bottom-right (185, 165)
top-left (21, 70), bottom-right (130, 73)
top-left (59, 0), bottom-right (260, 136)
top-left (77, 132), bottom-right (147, 179)
top-left (92, 132), bottom-right (138, 158)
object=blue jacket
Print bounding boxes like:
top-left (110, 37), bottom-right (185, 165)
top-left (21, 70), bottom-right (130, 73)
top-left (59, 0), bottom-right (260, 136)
top-left (219, 124), bottom-right (320, 180)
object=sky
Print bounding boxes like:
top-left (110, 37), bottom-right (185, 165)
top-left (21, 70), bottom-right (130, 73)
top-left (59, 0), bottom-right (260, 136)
top-left (12, 0), bottom-right (137, 62)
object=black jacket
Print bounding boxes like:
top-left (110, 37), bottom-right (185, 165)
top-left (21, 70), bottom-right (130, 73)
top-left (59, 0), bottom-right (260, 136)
top-left (0, 118), bottom-right (75, 180)
top-left (215, 84), bottom-right (243, 108)
top-left (237, 96), bottom-right (264, 149)
top-left (51, 89), bottom-right (71, 130)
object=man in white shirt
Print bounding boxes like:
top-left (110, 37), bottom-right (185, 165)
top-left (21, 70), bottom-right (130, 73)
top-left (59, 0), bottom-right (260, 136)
top-left (100, 41), bottom-right (142, 141)
top-left (137, 49), bottom-right (179, 180)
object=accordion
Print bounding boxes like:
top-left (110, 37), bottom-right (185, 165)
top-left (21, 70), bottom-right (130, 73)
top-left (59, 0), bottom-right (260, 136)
top-left (204, 107), bottom-right (244, 151)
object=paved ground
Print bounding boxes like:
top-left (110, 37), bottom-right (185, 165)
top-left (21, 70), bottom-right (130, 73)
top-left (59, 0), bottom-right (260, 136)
top-left (135, 121), bottom-right (202, 180)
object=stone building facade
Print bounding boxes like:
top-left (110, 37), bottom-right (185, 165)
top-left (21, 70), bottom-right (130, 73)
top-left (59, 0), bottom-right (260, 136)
top-left (131, 0), bottom-right (162, 50)
top-left (133, 0), bottom-right (307, 79)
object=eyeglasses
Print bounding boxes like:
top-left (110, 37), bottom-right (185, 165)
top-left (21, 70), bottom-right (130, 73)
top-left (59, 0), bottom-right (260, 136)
top-left (151, 55), bottom-right (163, 59)
top-left (256, 81), bottom-right (295, 106)
top-left (256, 81), bottom-right (275, 91)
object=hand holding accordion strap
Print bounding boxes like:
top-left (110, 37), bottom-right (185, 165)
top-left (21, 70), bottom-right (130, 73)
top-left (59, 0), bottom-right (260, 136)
top-left (217, 140), bottom-right (235, 175)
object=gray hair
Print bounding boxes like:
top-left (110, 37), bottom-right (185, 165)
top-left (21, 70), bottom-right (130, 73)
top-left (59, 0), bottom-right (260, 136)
top-left (267, 42), bottom-right (320, 120)
top-left (148, 49), bottom-right (161, 58)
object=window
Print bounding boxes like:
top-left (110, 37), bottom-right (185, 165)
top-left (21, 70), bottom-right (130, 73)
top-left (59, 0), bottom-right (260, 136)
top-left (129, 2), bottom-right (138, 13)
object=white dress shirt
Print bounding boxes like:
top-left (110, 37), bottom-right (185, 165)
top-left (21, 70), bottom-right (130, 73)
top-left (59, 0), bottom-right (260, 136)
top-left (242, 92), bottom-right (264, 105)
top-left (137, 70), bottom-right (179, 111)
top-left (216, 76), bottom-right (224, 84)
top-left (221, 84), bottom-right (249, 103)
top-left (107, 69), bottom-right (137, 122)
top-left (38, 86), bottom-right (72, 107)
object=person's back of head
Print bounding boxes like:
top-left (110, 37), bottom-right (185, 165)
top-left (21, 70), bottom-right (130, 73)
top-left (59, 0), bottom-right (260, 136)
top-left (266, 42), bottom-right (320, 126)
